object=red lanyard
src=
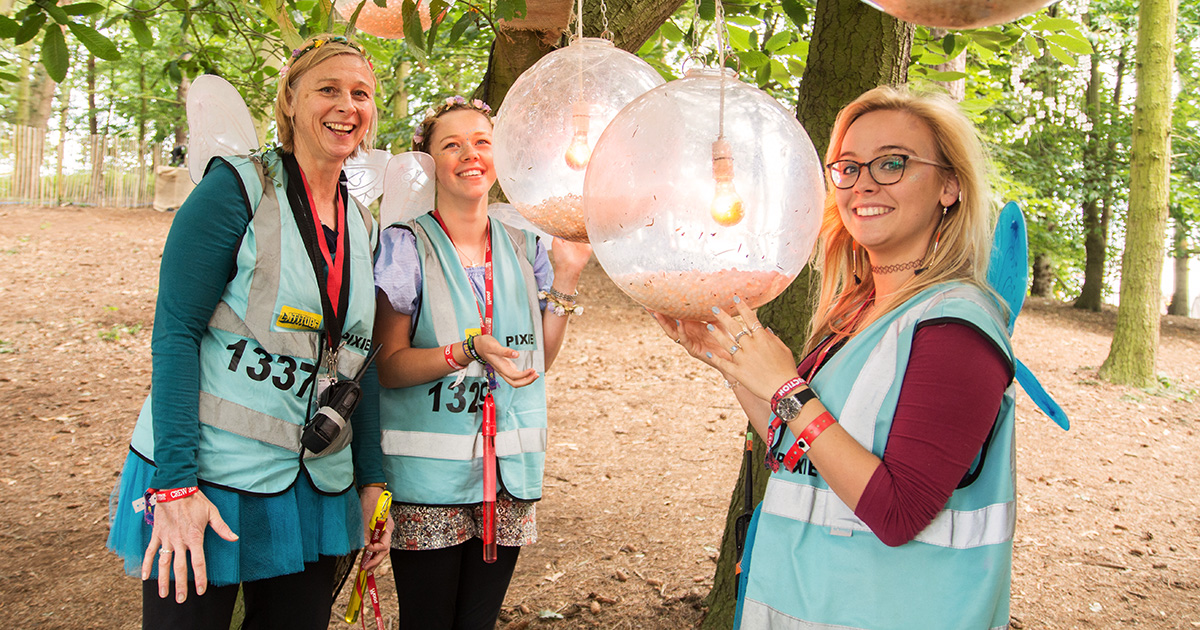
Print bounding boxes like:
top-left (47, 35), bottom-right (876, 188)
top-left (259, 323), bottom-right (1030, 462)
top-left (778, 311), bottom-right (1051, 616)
top-left (432, 211), bottom-right (493, 339)
top-left (299, 169), bottom-right (346, 319)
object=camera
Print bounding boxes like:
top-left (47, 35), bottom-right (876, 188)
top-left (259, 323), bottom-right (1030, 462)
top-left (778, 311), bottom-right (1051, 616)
top-left (301, 379), bottom-right (362, 454)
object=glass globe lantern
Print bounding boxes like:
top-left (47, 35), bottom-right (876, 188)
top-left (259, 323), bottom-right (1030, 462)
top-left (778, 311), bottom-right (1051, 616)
top-left (492, 38), bottom-right (664, 243)
top-left (584, 68), bottom-right (825, 322)
top-left (862, 0), bottom-right (1057, 29)
top-left (334, 0), bottom-right (431, 39)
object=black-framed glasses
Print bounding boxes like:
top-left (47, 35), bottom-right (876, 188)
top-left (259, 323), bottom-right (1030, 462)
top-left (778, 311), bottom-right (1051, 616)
top-left (825, 154), bottom-right (950, 190)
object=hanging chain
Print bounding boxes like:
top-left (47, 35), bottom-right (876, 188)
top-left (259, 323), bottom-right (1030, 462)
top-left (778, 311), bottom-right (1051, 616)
top-left (715, 0), bottom-right (728, 139)
top-left (599, 0), bottom-right (612, 40)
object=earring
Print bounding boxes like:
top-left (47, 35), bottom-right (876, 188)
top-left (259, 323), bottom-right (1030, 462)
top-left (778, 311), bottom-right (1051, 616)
top-left (932, 206), bottom-right (948, 256)
top-left (852, 241), bottom-right (862, 285)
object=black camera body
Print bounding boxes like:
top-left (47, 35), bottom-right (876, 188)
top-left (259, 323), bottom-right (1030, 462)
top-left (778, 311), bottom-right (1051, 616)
top-left (301, 379), bottom-right (362, 454)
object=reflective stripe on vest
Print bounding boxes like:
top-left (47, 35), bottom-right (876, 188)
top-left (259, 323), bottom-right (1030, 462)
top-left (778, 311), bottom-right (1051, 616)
top-left (762, 478), bottom-right (1015, 549)
top-left (380, 426), bottom-right (547, 460)
top-left (739, 600), bottom-right (1011, 630)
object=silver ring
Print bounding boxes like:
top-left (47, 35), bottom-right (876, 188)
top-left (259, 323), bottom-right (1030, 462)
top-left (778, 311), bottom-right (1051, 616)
top-left (733, 329), bottom-right (750, 342)
top-left (159, 548), bottom-right (172, 556)
top-left (673, 338), bottom-right (682, 344)
top-left (748, 324), bottom-right (763, 333)
top-left (730, 344), bottom-right (740, 354)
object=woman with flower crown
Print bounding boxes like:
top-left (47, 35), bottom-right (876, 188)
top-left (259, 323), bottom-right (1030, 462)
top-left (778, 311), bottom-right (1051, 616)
top-left (106, 34), bottom-right (391, 628)
top-left (372, 96), bottom-right (592, 628)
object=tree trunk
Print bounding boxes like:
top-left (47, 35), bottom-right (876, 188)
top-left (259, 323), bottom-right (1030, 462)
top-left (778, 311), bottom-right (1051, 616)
top-left (1076, 37), bottom-right (1106, 311)
top-left (1167, 214), bottom-right (1190, 316)
top-left (929, 28), bottom-right (965, 101)
top-left (1030, 252), bottom-right (1053, 297)
top-left (1099, 0), bottom-right (1177, 386)
top-left (703, 2), bottom-right (914, 628)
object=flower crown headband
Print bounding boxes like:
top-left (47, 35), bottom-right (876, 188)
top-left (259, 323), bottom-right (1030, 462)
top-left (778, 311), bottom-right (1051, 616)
top-left (412, 95), bottom-right (493, 147)
top-left (281, 36), bottom-right (372, 76)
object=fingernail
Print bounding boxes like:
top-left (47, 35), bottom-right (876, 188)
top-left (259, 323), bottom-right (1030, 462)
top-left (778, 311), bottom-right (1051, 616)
top-left (706, 324), bottom-right (715, 331)
top-left (733, 296), bottom-right (741, 303)
top-left (712, 306), bottom-right (720, 314)
top-left (705, 352), bottom-right (713, 359)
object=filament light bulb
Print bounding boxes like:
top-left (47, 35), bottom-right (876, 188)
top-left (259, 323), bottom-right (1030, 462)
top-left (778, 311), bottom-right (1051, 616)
top-left (564, 102), bottom-right (592, 171)
top-left (710, 138), bottom-right (744, 227)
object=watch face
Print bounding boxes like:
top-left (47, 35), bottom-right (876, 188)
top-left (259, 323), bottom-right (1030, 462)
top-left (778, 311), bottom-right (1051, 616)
top-left (775, 395), bottom-right (802, 421)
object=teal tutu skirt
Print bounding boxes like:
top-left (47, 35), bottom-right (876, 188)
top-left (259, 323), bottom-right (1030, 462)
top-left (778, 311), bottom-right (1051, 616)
top-left (107, 450), bottom-right (363, 586)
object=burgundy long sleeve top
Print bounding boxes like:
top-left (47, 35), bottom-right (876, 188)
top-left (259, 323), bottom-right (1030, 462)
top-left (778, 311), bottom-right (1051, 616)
top-left (797, 320), bottom-right (1013, 547)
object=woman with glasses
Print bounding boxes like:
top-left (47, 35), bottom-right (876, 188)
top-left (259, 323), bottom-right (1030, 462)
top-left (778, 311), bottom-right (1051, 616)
top-left (653, 86), bottom-right (1016, 629)
top-left (371, 97), bottom-right (592, 628)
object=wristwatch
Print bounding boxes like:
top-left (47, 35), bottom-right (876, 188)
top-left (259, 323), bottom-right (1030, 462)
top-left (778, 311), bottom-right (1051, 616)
top-left (773, 387), bottom-right (817, 422)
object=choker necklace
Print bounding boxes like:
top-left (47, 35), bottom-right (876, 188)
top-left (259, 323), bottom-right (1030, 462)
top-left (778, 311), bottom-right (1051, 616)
top-left (871, 258), bottom-right (924, 274)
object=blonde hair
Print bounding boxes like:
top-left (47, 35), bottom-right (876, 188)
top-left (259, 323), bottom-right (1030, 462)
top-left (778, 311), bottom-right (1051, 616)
top-left (806, 85), bottom-right (996, 353)
top-left (411, 96), bottom-right (494, 154)
top-left (275, 34), bottom-right (377, 156)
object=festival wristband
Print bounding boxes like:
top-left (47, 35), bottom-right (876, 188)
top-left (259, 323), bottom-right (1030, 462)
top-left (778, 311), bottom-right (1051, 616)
top-left (153, 486), bottom-right (198, 503)
top-left (780, 412), bottom-right (837, 473)
top-left (770, 377), bottom-right (808, 412)
top-left (444, 344), bottom-right (466, 371)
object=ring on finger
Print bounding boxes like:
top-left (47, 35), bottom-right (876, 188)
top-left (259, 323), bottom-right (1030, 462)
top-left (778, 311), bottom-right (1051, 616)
top-left (730, 344), bottom-right (740, 354)
top-left (748, 324), bottom-right (762, 333)
top-left (673, 338), bottom-right (682, 344)
top-left (733, 329), bottom-right (750, 342)
top-left (159, 548), bottom-right (172, 556)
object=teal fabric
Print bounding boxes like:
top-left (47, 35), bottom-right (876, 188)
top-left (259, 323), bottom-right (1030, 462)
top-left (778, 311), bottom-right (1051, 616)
top-left (107, 451), bottom-right (362, 586)
top-left (380, 214), bottom-right (548, 504)
top-left (740, 284), bottom-right (1016, 630)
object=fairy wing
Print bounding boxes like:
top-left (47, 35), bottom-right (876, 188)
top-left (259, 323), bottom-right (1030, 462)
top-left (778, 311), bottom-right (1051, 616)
top-left (488, 202), bottom-right (553, 250)
top-left (343, 149), bottom-right (392, 207)
top-left (379, 152), bottom-right (435, 227)
top-left (186, 74), bottom-right (259, 185)
top-left (988, 201), bottom-right (1069, 430)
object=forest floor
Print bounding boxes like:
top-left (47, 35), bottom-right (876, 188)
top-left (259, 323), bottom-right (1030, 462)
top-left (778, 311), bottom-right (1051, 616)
top-left (1, 204), bottom-right (1199, 629)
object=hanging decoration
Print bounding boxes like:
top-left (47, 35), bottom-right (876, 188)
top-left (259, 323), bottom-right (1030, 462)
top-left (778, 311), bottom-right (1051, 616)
top-left (862, 0), bottom-right (1058, 29)
top-left (492, 0), bottom-right (664, 243)
top-left (582, 0), bottom-right (824, 321)
top-left (334, 0), bottom-right (432, 39)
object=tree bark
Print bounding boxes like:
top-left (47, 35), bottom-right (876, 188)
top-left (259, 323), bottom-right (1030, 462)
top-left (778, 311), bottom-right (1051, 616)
top-left (1099, 0), bottom-right (1178, 386)
top-left (702, 2), bottom-right (914, 628)
top-left (1167, 213), bottom-right (1190, 316)
top-left (1030, 252), bottom-right (1053, 297)
top-left (1075, 36), bottom-right (1106, 312)
top-left (929, 28), bottom-right (965, 101)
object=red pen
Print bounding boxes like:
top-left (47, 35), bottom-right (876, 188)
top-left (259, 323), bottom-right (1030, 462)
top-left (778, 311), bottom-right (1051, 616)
top-left (482, 392), bottom-right (497, 563)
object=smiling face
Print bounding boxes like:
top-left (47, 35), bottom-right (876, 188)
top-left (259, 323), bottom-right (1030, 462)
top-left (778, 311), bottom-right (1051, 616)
top-left (834, 109), bottom-right (960, 266)
top-left (282, 53), bottom-right (376, 168)
top-left (429, 108), bottom-right (496, 206)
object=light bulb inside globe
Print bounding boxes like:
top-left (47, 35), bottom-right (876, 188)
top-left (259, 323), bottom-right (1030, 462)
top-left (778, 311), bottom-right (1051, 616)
top-left (710, 139), bottom-right (744, 227)
top-left (564, 102), bottom-right (592, 171)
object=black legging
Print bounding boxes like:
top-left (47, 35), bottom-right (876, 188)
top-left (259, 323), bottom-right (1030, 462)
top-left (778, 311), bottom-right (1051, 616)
top-left (390, 538), bottom-right (521, 630)
top-left (141, 555), bottom-right (336, 630)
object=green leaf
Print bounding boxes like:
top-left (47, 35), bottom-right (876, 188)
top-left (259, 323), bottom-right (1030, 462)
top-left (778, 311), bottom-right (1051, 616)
top-left (495, 0), bottom-right (526, 22)
top-left (1030, 17), bottom-right (1082, 32)
top-left (401, 0), bottom-right (423, 50)
top-left (166, 59), bottom-right (182, 84)
top-left (128, 16), bottom-right (153, 48)
top-left (344, 0), bottom-right (367, 34)
top-left (41, 25), bottom-right (69, 82)
top-left (725, 24), bottom-right (751, 51)
top-left (942, 33), bottom-right (956, 56)
top-left (698, 0), bottom-right (715, 22)
top-left (924, 69), bottom-right (968, 82)
top-left (779, 40), bottom-right (807, 58)
top-left (726, 15), bottom-right (760, 28)
top-left (0, 15), bottom-right (18, 38)
top-left (15, 13), bottom-right (48, 46)
top-left (754, 61), bottom-right (770, 86)
top-left (959, 98), bottom-right (993, 114)
top-left (1045, 42), bottom-right (1076, 67)
top-left (786, 58), bottom-right (804, 77)
top-left (0, 71), bottom-right (19, 81)
top-left (447, 9), bottom-right (476, 46)
top-left (67, 21), bottom-right (120, 60)
top-left (765, 31), bottom-right (791, 52)
top-left (1022, 34), bottom-right (1039, 56)
top-left (43, 3), bottom-right (70, 25)
top-left (779, 0), bottom-right (807, 29)
top-left (659, 19), bottom-right (684, 43)
top-left (736, 50), bottom-right (769, 69)
top-left (1046, 33), bottom-right (1093, 55)
top-left (425, 0), bottom-right (447, 52)
top-left (770, 59), bottom-right (788, 82)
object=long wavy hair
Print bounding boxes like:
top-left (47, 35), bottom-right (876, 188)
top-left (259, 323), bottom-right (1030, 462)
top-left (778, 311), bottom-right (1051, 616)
top-left (805, 85), bottom-right (996, 353)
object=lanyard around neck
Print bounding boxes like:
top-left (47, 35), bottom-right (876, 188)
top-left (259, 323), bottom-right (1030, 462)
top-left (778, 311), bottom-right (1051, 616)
top-left (299, 168), bottom-right (346, 319)
top-left (432, 211), bottom-right (493, 337)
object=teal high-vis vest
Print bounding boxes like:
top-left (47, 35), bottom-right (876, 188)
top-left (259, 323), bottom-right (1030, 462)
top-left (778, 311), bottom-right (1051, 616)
top-left (740, 284), bottom-right (1016, 630)
top-left (379, 213), bottom-right (547, 505)
top-left (131, 152), bottom-right (378, 495)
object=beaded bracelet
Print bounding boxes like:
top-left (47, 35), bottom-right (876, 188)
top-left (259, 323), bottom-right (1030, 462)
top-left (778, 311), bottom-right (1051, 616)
top-left (538, 289), bottom-right (583, 317)
top-left (463, 335), bottom-right (486, 364)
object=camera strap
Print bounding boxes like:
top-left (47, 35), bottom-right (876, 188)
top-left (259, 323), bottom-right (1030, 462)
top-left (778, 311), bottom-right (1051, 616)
top-left (281, 153), bottom-right (352, 372)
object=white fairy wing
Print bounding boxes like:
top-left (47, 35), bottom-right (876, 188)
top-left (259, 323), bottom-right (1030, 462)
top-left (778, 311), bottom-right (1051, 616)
top-left (487, 202), bottom-right (553, 251)
top-left (186, 74), bottom-right (259, 184)
top-left (343, 149), bottom-right (392, 206)
top-left (380, 152), bottom-right (435, 227)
